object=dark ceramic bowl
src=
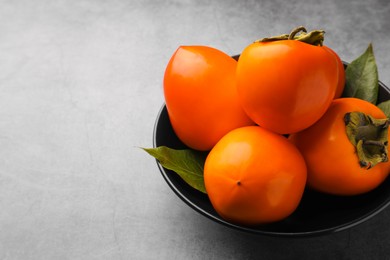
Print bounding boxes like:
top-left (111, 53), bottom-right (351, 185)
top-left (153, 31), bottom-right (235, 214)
top-left (153, 62), bottom-right (390, 237)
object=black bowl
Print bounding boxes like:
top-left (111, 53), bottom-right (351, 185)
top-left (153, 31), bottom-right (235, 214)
top-left (153, 69), bottom-right (390, 237)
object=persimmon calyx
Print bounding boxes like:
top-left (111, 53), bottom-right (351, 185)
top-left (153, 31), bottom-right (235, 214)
top-left (344, 112), bottom-right (390, 169)
top-left (255, 26), bottom-right (325, 46)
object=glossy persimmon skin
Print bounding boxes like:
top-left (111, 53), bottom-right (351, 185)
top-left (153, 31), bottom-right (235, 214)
top-left (236, 40), bottom-right (339, 134)
top-left (164, 46), bottom-right (254, 151)
top-left (323, 46), bottom-right (345, 98)
top-left (289, 98), bottom-right (390, 196)
top-left (204, 126), bottom-right (307, 225)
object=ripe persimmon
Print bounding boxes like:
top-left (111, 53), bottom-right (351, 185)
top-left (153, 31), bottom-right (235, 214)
top-left (204, 126), bottom-right (307, 225)
top-left (164, 46), bottom-right (254, 151)
top-left (236, 27), bottom-right (339, 134)
top-left (289, 98), bottom-right (390, 195)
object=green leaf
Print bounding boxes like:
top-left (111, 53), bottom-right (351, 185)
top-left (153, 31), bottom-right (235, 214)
top-left (343, 43), bottom-right (378, 104)
top-left (377, 100), bottom-right (390, 118)
top-left (142, 146), bottom-right (207, 194)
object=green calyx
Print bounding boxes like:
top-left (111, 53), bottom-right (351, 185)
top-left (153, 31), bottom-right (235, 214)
top-left (255, 26), bottom-right (325, 46)
top-left (344, 112), bottom-right (390, 169)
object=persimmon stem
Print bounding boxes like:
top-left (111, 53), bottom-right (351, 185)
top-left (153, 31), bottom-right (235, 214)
top-left (288, 26), bottom-right (307, 40)
top-left (255, 26), bottom-right (325, 46)
top-left (363, 140), bottom-right (388, 148)
top-left (344, 112), bottom-right (390, 169)
top-left (257, 34), bottom-right (289, 43)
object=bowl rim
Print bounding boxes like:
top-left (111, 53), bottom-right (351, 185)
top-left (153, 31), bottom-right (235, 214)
top-left (153, 77), bottom-right (390, 237)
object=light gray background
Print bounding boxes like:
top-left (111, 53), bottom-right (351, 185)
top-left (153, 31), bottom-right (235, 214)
top-left (1, 0), bottom-right (389, 259)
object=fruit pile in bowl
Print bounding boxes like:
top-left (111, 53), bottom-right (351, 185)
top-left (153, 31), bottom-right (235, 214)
top-left (143, 26), bottom-right (390, 236)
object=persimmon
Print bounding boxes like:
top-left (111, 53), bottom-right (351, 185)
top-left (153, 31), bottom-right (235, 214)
top-left (289, 98), bottom-right (390, 195)
top-left (236, 27), bottom-right (340, 134)
top-left (164, 46), bottom-right (254, 151)
top-left (204, 126), bottom-right (307, 225)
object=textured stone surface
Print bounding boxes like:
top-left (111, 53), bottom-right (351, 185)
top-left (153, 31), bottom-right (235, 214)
top-left (0, 0), bottom-right (389, 259)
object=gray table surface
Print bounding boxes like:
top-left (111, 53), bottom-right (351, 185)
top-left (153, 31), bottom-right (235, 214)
top-left (1, 0), bottom-right (390, 259)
